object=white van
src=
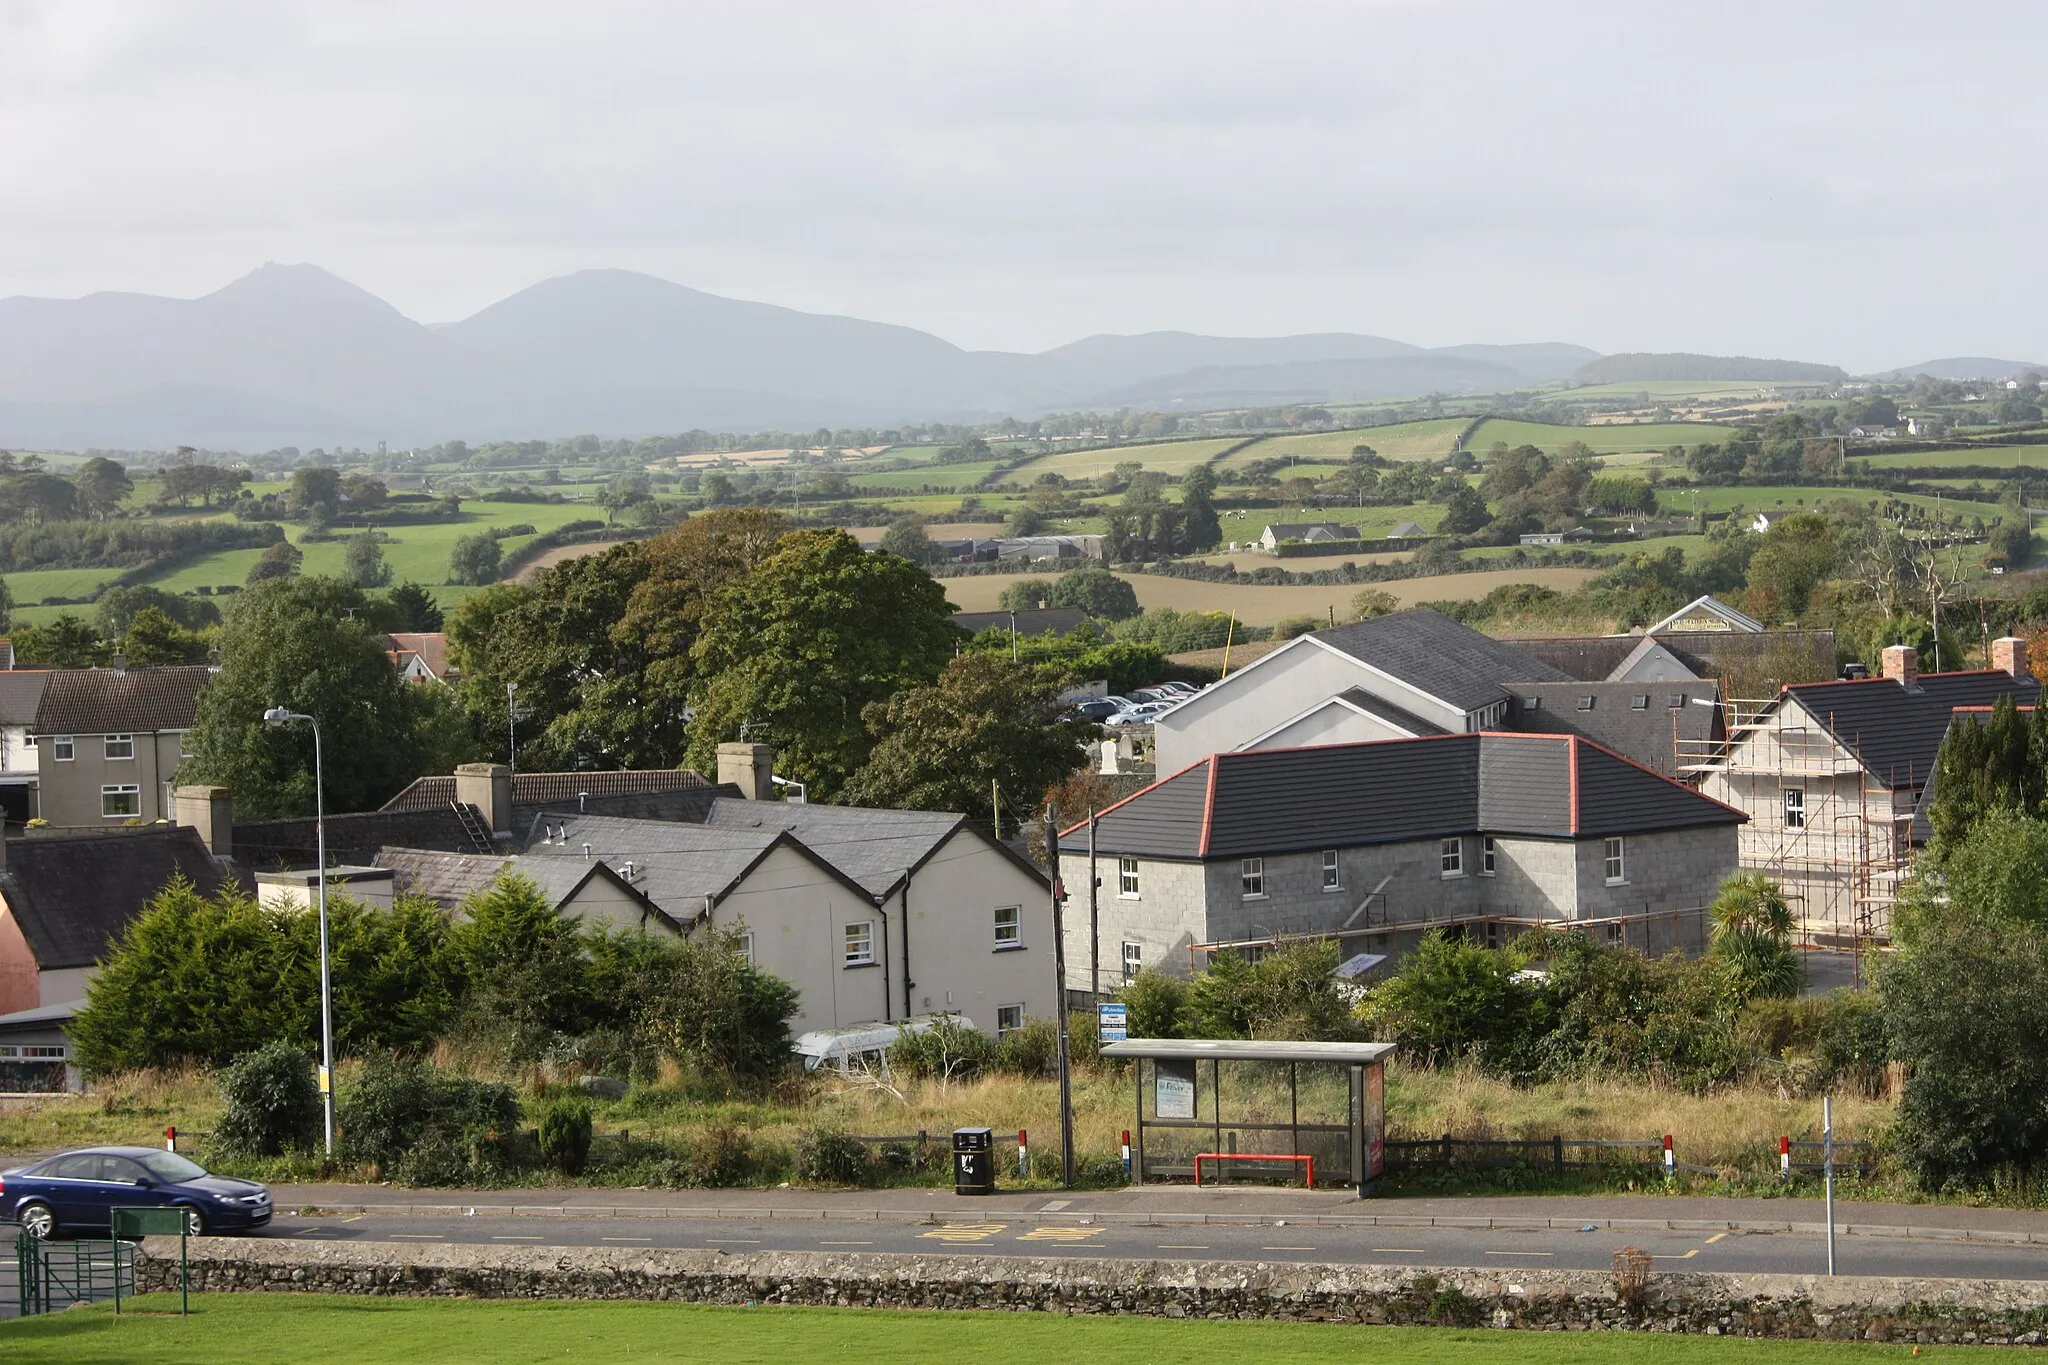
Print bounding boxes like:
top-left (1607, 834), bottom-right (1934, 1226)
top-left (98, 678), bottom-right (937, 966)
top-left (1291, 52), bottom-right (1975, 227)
top-left (792, 1014), bottom-right (977, 1075)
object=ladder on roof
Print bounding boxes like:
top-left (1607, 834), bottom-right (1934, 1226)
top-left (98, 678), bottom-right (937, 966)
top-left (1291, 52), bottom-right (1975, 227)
top-left (450, 801), bottom-right (495, 855)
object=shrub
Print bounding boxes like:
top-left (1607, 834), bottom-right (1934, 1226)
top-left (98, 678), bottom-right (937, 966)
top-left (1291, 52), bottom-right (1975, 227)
top-left (681, 1124), bottom-right (757, 1188)
top-left (338, 1056), bottom-right (521, 1185)
top-left (792, 1126), bottom-right (873, 1186)
top-left (212, 1041), bottom-right (321, 1157)
top-left (887, 1016), bottom-right (996, 1082)
top-left (1117, 970), bottom-right (1192, 1039)
top-left (535, 1093), bottom-right (594, 1176)
top-left (997, 1017), bottom-right (1058, 1076)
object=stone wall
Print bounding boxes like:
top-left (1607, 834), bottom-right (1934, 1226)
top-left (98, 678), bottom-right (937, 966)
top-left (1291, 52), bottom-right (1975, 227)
top-left (133, 1238), bottom-right (2048, 1346)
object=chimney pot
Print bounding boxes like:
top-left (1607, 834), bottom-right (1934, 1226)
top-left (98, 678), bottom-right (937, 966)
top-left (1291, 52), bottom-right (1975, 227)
top-left (173, 784), bottom-right (233, 856)
top-left (1993, 635), bottom-right (2030, 680)
top-left (717, 742), bottom-right (776, 801)
top-left (454, 762), bottom-right (513, 836)
top-left (1881, 644), bottom-right (1918, 688)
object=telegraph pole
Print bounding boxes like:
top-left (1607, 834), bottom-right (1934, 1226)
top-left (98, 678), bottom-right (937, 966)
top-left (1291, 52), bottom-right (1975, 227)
top-left (1045, 802), bottom-right (1075, 1186)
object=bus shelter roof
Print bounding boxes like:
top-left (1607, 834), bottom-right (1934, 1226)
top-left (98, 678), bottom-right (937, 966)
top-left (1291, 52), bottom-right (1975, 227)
top-left (1099, 1039), bottom-right (1396, 1065)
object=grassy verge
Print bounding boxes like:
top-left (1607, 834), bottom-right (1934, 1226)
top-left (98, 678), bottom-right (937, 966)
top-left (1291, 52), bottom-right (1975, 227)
top-left (0, 1296), bottom-right (1985, 1363)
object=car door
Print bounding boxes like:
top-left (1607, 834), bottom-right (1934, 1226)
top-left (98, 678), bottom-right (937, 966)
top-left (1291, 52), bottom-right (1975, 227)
top-left (38, 1154), bottom-right (103, 1224)
top-left (94, 1155), bottom-right (157, 1231)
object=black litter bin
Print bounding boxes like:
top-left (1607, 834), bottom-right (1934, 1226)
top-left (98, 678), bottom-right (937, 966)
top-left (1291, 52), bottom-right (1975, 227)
top-left (953, 1126), bottom-right (995, 1196)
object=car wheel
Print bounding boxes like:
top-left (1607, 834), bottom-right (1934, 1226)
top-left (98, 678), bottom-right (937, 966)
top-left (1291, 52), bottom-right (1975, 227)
top-left (17, 1202), bottom-right (54, 1239)
top-left (179, 1205), bottom-right (205, 1237)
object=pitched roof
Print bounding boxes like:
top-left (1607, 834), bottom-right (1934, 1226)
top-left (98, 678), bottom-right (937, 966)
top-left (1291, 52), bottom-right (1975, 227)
top-left (1262, 523), bottom-right (1362, 541)
top-left (375, 847), bottom-right (514, 904)
top-left (1064, 732), bottom-right (1744, 860)
top-left (0, 671), bottom-right (49, 728)
top-left (31, 665), bottom-right (212, 736)
top-left (1504, 680), bottom-right (1721, 776)
top-left (520, 817), bottom-right (862, 909)
top-left (1306, 608), bottom-right (1572, 713)
top-left (696, 798), bottom-right (973, 897)
top-left (1647, 595), bottom-right (1764, 635)
top-left (381, 769), bottom-right (712, 813)
top-left (1318, 686), bottom-right (1447, 737)
top-left (385, 633), bottom-right (452, 677)
top-left (1781, 669), bottom-right (2043, 789)
top-left (0, 827), bottom-right (232, 970)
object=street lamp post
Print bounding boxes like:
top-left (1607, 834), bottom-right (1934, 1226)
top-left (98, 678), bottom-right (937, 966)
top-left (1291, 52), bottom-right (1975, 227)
top-left (264, 706), bottom-right (334, 1154)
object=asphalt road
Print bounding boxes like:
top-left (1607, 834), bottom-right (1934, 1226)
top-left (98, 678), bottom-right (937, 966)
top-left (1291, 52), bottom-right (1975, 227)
top-left (254, 1211), bottom-right (2048, 1280)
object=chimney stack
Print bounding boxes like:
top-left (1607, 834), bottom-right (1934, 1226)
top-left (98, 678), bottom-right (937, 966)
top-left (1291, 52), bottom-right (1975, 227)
top-left (716, 742), bottom-right (775, 801)
top-left (174, 785), bottom-right (234, 855)
top-left (1881, 644), bottom-right (1919, 688)
top-left (454, 762), bottom-right (513, 835)
top-left (1993, 635), bottom-right (2030, 680)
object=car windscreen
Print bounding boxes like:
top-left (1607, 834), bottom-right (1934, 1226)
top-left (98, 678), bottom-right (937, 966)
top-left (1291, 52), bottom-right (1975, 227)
top-left (136, 1152), bottom-right (209, 1182)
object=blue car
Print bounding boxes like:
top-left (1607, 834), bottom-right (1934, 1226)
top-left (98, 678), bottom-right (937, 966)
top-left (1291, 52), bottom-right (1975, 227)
top-left (1, 1146), bottom-right (272, 1238)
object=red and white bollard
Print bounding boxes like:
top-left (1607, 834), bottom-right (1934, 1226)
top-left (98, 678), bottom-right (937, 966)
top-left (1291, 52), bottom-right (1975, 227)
top-left (1121, 1129), bottom-right (1133, 1180)
top-left (1662, 1133), bottom-right (1674, 1182)
top-left (1780, 1136), bottom-right (1791, 1183)
top-left (1018, 1128), bottom-right (1030, 1178)
top-left (165, 1125), bottom-right (178, 1153)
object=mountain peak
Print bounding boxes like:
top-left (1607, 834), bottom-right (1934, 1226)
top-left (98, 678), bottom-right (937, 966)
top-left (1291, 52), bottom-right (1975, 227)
top-left (203, 262), bottom-right (413, 319)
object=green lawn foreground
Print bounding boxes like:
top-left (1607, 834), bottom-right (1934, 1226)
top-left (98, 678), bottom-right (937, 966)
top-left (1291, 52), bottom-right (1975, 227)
top-left (0, 1296), bottom-right (1973, 1365)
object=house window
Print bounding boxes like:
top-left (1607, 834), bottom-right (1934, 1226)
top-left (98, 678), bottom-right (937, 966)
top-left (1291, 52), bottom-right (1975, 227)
top-left (843, 920), bottom-right (874, 966)
top-left (1481, 835), bottom-right (1497, 875)
top-left (1240, 857), bottom-right (1266, 899)
top-left (104, 733), bottom-right (134, 760)
top-left (1521, 696), bottom-right (1541, 712)
top-left (738, 932), bottom-right (755, 966)
top-left (21, 1045), bottom-right (64, 1059)
top-left (1604, 837), bottom-right (1626, 884)
top-left (1784, 788), bottom-right (1805, 829)
top-left (101, 785), bottom-right (141, 818)
top-left (51, 736), bottom-right (74, 762)
top-left (1121, 940), bottom-right (1143, 982)
top-left (993, 905), bottom-right (1022, 949)
top-left (1630, 694), bottom-right (1649, 710)
top-left (1667, 695), bottom-right (1686, 709)
top-left (996, 1005), bottom-right (1024, 1038)
top-left (1576, 695), bottom-right (1596, 711)
top-left (1439, 837), bottom-right (1463, 876)
top-left (1118, 856), bottom-right (1140, 897)
top-left (1321, 849), bottom-right (1341, 891)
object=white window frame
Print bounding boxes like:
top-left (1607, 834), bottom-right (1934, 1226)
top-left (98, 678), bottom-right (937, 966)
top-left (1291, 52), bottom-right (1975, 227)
top-left (103, 733), bottom-right (135, 761)
top-left (1240, 856), bottom-right (1266, 899)
top-left (1321, 849), bottom-right (1341, 891)
top-left (101, 784), bottom-right (141, 819)
top-left (1117, 856), bottom-right (1140, 898)
top-left (738, 931), bottom-right (755, 966)
top-left (1121, 940), bottom-right (1143, 983)
top-left (995, 1004), bottom-right (1024, 1038)
top-left (51, 735), bottom-right (74, 763)
top-left (993, 905), bottom-right (1022, 949)
top-left (1439, 837), bottom-right (1464, 877)
top-left (1480, 835), bottom-right (1497, 876)
top-left (843, 920), bottom-right (874, 966)
top-left (1604, 836), bottom-right (1627, 885)
top-left (1783, 788), bottom-right (1805, 829)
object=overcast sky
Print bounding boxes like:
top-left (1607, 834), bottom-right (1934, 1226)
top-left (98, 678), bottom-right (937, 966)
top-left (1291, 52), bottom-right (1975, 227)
top-left (4, 1), bottom-right (2044, 370)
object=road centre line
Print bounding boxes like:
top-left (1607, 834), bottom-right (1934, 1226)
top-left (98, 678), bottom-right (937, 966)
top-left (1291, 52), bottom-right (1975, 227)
top-left (1263, 1246), bottom-right (1316, 1251)
top-left (1485, 1250), bottom-right (1553, 1257)
top-left (491, 1235), bottom-right (544, 1241)
top-left (1705, 1233), bottom-right (1729, 1244)
top-left (602, 1236), bottom-right (653, 1243)
top-left (1373, 1248), bottom-right (1427, 1254)
top-left (1156, 1244), bottom-right (1209, 1250)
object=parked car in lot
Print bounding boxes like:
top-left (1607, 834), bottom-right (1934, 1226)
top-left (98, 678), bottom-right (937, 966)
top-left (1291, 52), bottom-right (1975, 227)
top-left (1064, 697), bottom-right (1128, 723)
top-left (1106, 701), bottom-right (1174, 726)
top-left (1, 1146), bottom-right (272, 1238)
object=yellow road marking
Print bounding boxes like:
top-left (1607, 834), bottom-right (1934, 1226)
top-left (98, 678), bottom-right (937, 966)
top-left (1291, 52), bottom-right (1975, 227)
top-left (342, 1215), bottom-right (366, 1224)
top-left (920, 1223), bottom-right (1006, 1243)
top-left (1705, 1232), bottom-right (1729, 1244)
top-left (1653, 1249), bottom-right (1700, 1260)
top-left (1018, 1226), bottom-right (1102, 1242)
top-left (603, 1236), bottom-right (653, 1243)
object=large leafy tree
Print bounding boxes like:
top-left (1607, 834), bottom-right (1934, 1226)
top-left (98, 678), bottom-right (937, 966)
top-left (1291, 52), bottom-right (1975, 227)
top-left (73, 456), bottom-right (133, 519)
top-left (688, 528), bottom-right (959, 796)
top-left (181, 577), bottom-right (431, 817)
top-left (842, 654), bottom-right (1091, 825)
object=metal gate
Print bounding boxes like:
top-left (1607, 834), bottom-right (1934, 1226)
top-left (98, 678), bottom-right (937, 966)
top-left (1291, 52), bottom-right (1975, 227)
top-left (14, 1225), bottom-right (135, 1317)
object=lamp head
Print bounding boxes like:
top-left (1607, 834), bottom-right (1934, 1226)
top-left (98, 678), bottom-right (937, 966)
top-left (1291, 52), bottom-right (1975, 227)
top-left (263, 707), bottom-right (291, 724)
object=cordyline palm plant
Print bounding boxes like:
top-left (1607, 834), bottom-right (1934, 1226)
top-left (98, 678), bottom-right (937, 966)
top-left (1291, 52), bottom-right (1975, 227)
top-left (1708, 872), bottom-right (1801, 1000)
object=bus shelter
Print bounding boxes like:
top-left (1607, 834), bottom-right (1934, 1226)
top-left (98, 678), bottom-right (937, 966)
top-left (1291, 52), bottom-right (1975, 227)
top-left (1100, 1038), bottom-right (1394, 1197)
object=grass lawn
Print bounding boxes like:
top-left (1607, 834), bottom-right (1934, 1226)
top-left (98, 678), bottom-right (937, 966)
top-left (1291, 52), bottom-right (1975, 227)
top-left (1861, 444), bottom-right (2046, 470)
top-left (1252, 419), bottom-right (1471, 466)
top-left (847, 461), bottom-right (1003, 491)
top-left (4, 565), bottom-right (128, 606)
top-left (1663, 485), bottom-right (2005, 520)
top-left (0, 1295), bottom-right (1975, 1364)
top-left (1466, 418), bottom-right (1736, 455)
top-left (1008, 438), bottom-right (1240, 483)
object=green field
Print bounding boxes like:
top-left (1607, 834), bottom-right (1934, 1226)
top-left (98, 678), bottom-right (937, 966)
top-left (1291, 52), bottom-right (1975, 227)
top-left (1553, 380), bottom-right (1806, 400)
top-left (1228, 419), bottom-right (1469, 468)
top-left (847, 461), bottom-right (1004, 490)
top-left (1659, 485), bottom-right (2006, 520)
top-left (4, 1294), bottom-right (1966, 1364)
top-left (1465, 418), bottom-right (1737, 455)
top-left (1007, 438), bottom-right (1240, 482)
top-left (1861, 445), bottom-right (2045, 470)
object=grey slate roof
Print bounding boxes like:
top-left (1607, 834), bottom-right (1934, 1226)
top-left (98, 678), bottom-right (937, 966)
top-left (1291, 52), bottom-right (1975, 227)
top-left (520, 817), bottom-right (850, 910)
top-left (1504, 680), bottom-right (1721, 776)
top-left (32, 665), bottom-right (212, 736)
top-left (375, 847), bottom-right (514, 904)
top-left (1263, 523), bottom-right (1363, 542)
top-left (382, 769), bottom-right (713, 813)
top-left (1781, 669), bottom-right (2043, 790)
top-left (1064, 732), bottom-right (1744, 861)
top-left (1327, 686), bottom-right (1448, 737)
top-left (0, 672), bottom-right (49, 728)
top-left (1307, 609), bottom-right (1572, 713)
top-left (0, 827), bottom-right (232, 970)
top-left (696, 798), bottom-right (969, 897)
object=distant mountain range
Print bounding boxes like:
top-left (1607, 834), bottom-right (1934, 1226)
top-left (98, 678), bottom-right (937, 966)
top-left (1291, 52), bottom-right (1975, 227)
top-left (1572, 353), bottom-right (1847, 385)
top-left (0, 265), bottom-right (1603, 450)
top-left (1876, 357), bottom-right (2047, 382)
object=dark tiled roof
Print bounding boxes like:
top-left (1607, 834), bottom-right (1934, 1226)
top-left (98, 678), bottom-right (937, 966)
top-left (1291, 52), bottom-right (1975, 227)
top-left (1328, 686), bottom-right (1448, 737)
top-left (1066, 733), bottom-right (1743, 860)
top-left (385, 633), bottom-right (451, 677)
top-left (696, 799), bottom-right (971, 897)
top-left (1308, 609), bottom-right (1572, 713)
top-left (32, 665), bottom-right (211, 736)
top-left (0, 827), bottom-right (231, 970)
top-left (952, 608), bottom-right (1090, 637)
top-left (1263, 523), bottom-right (1363, 541)
top-left (236, 808), bottom-right (485, 868)
top-left (1506, 636), bottom-right (1644, 682)
top-left (0, 672), bottom-right (49, 728)
top-left (1505, 680), bottom-right (1721, 776)
top-left (1782, 669), bottom-right (2042, 790)
top-left (375, 847), bottom-right (514, 904)
top-left (380, 769), bottom-right (712, 812)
